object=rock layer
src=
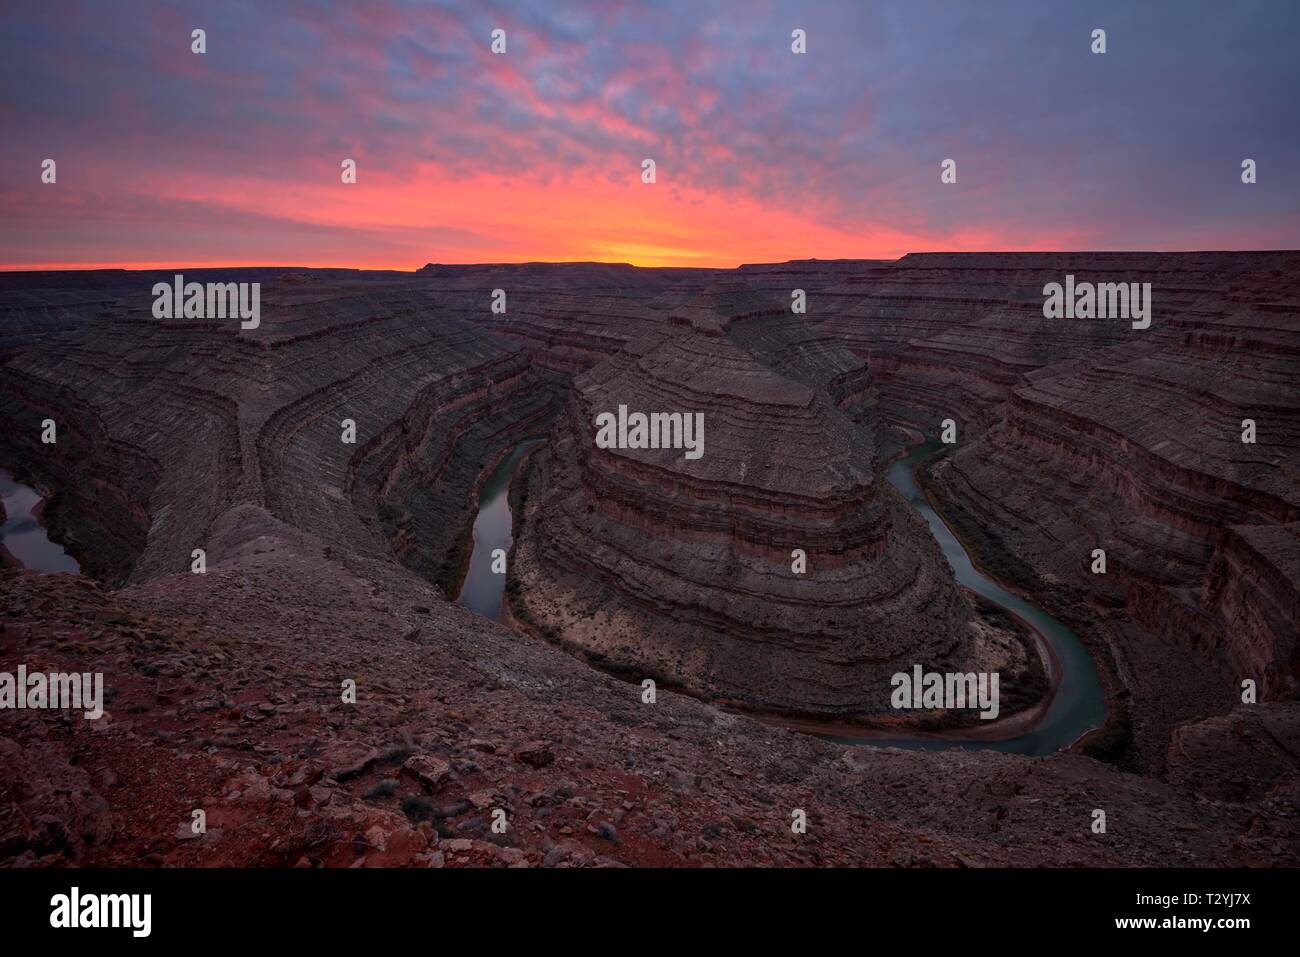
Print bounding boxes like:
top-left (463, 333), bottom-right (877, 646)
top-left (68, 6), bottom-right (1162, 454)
top-left (2, 257), bottom-right (1297, 868)
top-left (510, 290), bottom-right (1034, 717)
top-left (791, 252), bottom-right (1300, 767)
top-left (0, 270), bottom-right (558, 593)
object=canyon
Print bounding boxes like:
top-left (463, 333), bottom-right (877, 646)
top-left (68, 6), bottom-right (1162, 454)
top-left (508, 286), bottom-right (1037, 722)
top-left (1, 254), bottom-right (1297, 867)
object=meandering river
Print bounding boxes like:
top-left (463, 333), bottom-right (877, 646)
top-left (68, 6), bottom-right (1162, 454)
top-left (456, 436), bottom-right (1106, 756)
top-left (831, 438), bottom-right (1106, 755)
top-left (455, 439), bottom-right (546, 620)
top-left (0, 469), bottom-right (80, 574)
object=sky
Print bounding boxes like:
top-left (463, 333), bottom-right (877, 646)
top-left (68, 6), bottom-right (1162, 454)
top-left (1, 0), bottom-right (1297, 270)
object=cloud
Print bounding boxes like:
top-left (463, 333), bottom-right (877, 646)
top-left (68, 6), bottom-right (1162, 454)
top-left (2, 0), bottom-right (1297, 268)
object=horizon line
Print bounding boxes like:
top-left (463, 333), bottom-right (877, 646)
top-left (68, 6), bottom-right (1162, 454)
top-left (5, 248), bottom-right (1300, 275)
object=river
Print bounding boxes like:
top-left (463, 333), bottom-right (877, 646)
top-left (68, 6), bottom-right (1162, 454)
top-left (454, 439), bottom-right (546, 620)
top-left (455, 436), bottom-right (1106, 756)
top-left (827, 438), bottom-right (1106, 755)
top-left (0, 469), bottom-right (81, 574)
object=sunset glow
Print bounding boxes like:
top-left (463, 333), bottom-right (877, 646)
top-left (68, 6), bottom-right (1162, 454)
top-left (2, 0), bottom-right (1297, 270)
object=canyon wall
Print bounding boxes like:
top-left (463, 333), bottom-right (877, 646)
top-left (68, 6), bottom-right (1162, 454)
top-left (508, 287), bottom-right (1041, 718)
top-left (0, 271), bottom-right (558, 593)
top-left (3, 254), bottom-right (1296, 757)
top-left (2, 258), bottom-right (1298, 868)
top-left (789, 252), bottom-right (1300, 765)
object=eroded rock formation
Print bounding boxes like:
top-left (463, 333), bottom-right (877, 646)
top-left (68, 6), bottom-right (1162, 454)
top-left (2, 255), bottom-right (1297, 868)
top-left (509, 287), bottom-right (1038, 718)
top-left (790, 252), bottom-right (1300, 768)
top-left (0, 270), bottom-right (558, 593)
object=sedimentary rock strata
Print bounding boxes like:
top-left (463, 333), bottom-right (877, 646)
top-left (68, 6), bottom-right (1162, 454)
top-left (0, 270), bottom-right (558, 593)
top-left (2, 255), bottom-right (1298, 867)
top-left (774, 251), bottom-right (1300, 768)
top-left (509, 289), bottom-right (1034, 717)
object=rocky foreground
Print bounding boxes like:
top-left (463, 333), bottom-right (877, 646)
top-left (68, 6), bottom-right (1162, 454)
top-left (1, 256), bottom-right (1298, 866)
top-left (3, 515), bottom-right (1296, 867)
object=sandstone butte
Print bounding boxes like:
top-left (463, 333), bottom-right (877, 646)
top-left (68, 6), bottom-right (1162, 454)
top-left (0, 252), bottom-right (1296, 868)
